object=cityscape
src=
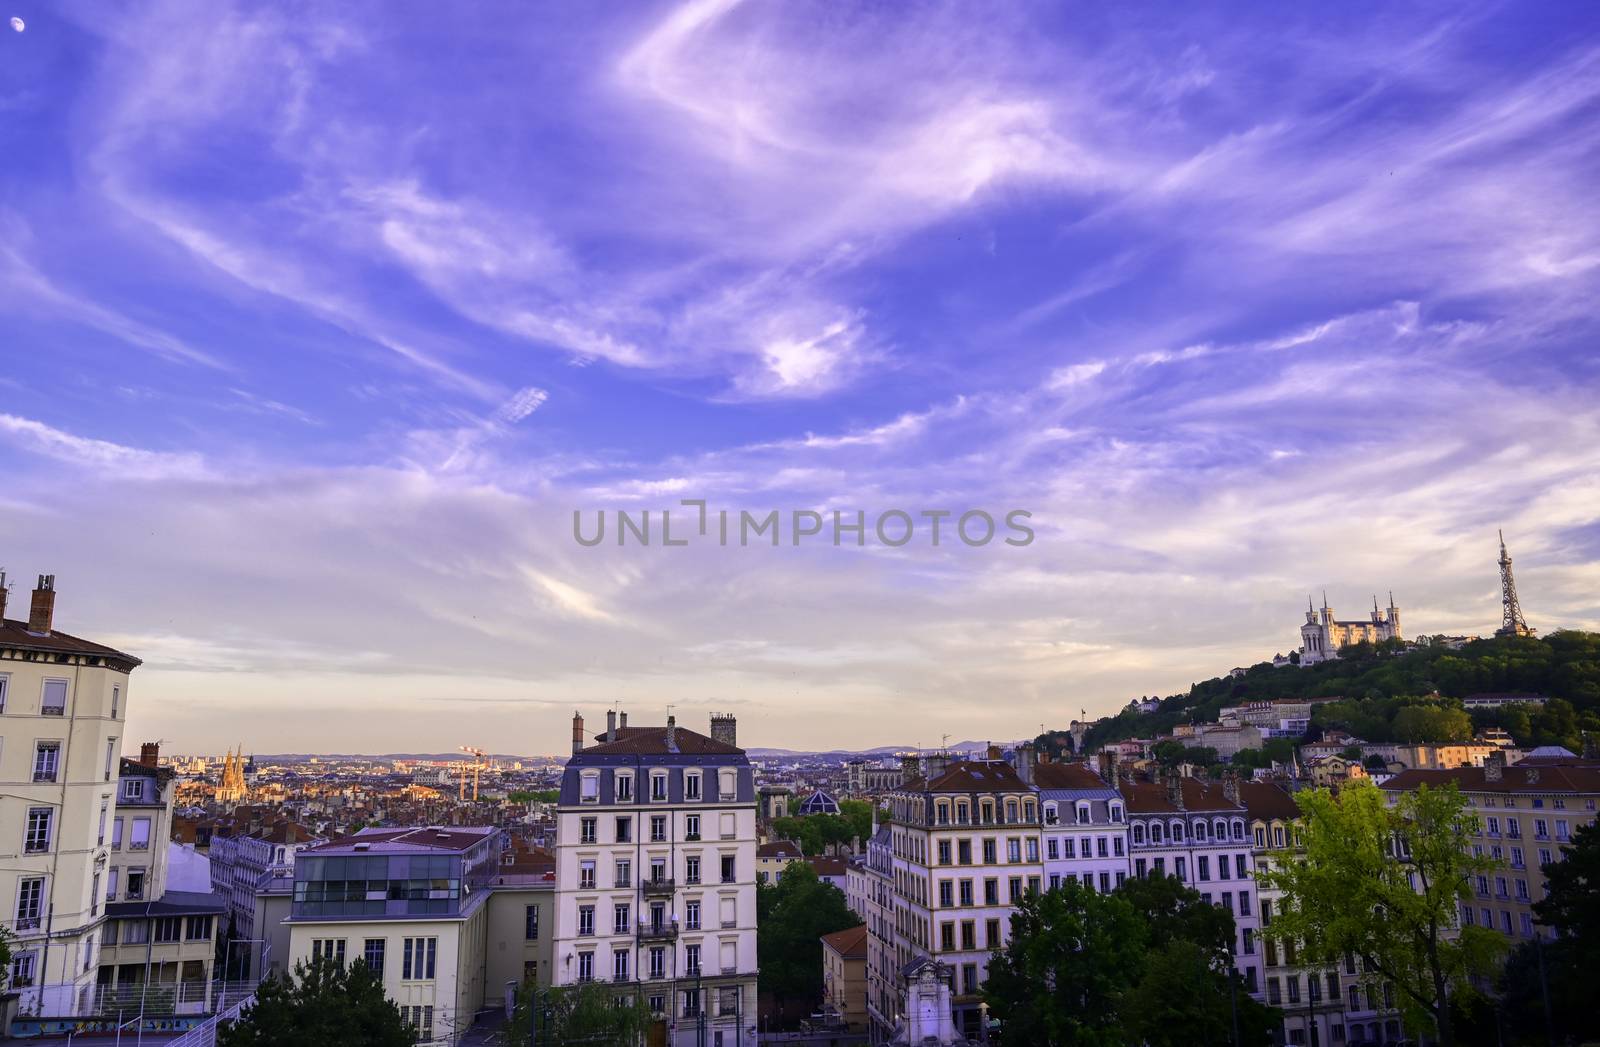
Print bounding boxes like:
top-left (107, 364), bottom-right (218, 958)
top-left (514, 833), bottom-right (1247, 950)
top-left (3, 2), bottom-right (1599, 1046)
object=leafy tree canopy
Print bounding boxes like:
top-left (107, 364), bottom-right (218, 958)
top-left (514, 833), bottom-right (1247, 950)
top-left (508, 981), bottom-right (652, 1046)
top-left (219, 958), bottom-right (412, 1047)
top-left (1259, 781), bottom-right (1502, 1046)
top-left (756, 863), bottom-right (859, 1025)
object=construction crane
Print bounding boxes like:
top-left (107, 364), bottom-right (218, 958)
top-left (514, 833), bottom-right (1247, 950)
top-left (458, 746), bottom-right (488, 801)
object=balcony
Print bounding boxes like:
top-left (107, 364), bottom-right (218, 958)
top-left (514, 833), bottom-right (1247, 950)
top-left (637, 922), bottom-right (679, 942)
top-left (641, 878), bottom-right (675, 897)
top-left (685, 833), bottom-right (701, 841)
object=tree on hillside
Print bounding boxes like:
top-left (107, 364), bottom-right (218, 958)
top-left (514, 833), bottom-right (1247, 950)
top-left (1392, 704), bottom-right (1472, 743)
top-left (506, 981), bottom-right (652, 1046)
top-left (1113, 872), bottom-right (1234, 962)
top-left (983, 880), bottom-right (1148, 1046)
top-left (1259, 781), bottom-right (1502, 1046)
top-left (756, 863), bottom-right (859, 1025)
top-left (219, 958), bottom-right (412, 1047)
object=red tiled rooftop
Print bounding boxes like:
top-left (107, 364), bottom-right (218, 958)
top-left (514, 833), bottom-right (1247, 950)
top-left (821, 924), bottom-right (868, 959)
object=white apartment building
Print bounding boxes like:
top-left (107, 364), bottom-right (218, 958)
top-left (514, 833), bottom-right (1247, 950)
top-left (0, 575), bottom-right (137, 1015)
top-left (1033, 759), bottom-right (1130, 893)
top-left (878, 757), bottom-right (1043, 1042)
top-left (1122, 770), bottom-right (1264, 997)
top-left (554, 711), bottom-right (758, 1047)
top-left (209, 820), bottom-right (324, 977)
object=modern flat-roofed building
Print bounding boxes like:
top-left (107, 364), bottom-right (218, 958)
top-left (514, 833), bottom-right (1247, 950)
top-left (284, 826), bottom-right (504, 1044)
top-left (555, 711), bottom-right (758, 1047)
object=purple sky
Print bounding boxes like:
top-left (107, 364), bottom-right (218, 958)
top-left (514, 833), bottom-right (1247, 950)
top-left (2, 1), bottom-right (1598, 754)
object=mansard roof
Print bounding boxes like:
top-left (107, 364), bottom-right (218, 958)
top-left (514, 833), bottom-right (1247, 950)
top-left (0, 616), bottom-right (142, 672)
top-left (577, 725), bottom-right (743, 757)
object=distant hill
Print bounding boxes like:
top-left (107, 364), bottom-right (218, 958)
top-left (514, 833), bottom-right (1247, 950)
top-left (1054, 631), bottom-right (1600, 757)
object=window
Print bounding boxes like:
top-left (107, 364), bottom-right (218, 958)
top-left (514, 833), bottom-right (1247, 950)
top-left (41, 679), bottom-right (67, 716)
top-left (959, 879), bottom-right (973, 906)
top-left (105, 740), bottom-right (117, 782)
top-left (686, 900), bottom-right (701, 930)
top-left (615, 772), bottom-right (633, 802)
top-left (652, 774), bottom-right (668, 801)
top-left (614, 949), bottom-right (630, 981)
top-left (581, 817), bottom-right (597, 844)
top-left (403, 1005), bottom-right (434, 1041)
top-left (106, 867), bottom-right (119, 901)
top-left (614, 902), bottom-right (631, 934)
top-left (579, 860), bottom-right (596, 889)
top-left (982, 839), bottom-right (997, 864)
top-left (581, 772), bottom-right (599, 803)
top-left (33, 743), bottom-right (60, 783)
top-left (363, 938), bottom-right (385, 974)
top-left (402, 937), bottom-right (437, 980)
top-left (685, 773), bottom-right (702, 800)
top-left (24, 808), bottom-right (53, 853)
top-left (1198, 856), bottom-right (1210, 881)
top-left (721, 855), bottom-right (736, 883)
top-left (685, 943), bottom-right (702, 976)
top-left (939, 840), bottom-right (952, 864)
top-left (615, 858), bottom-right (632, 888)
top-left (649, 947), bottom-right (666, 980)
top-left (126, 868), bottom-right (146, 900)
top-left (91, 872), bottom-right (101, 916)
top-left (686, 814), bottom-right (700, 840)
top-left (154, 916), bottom-right (182, 943)
top-left (651, 816), bottom-right (668, 842)
top-left (9, 952), bottom-right (35, 988)
top-left (129, 817), bottom-right (151, 850)
top-left (614, 815), bottom-right (632, 843)
top-left (311, 938), bottom-right (346, 964)
top-left (719, 770), bottom-right (737, 800)
top-left (111, 685), bottom-right (120, 719)
top-left (685, 855), bottom-right (700, 884)
top-left (578, 906), bottom-right (595, 936)
top-left (525, 905), bottom-right (540, 940)
top-left (0, 674), bottom-right (7, 713)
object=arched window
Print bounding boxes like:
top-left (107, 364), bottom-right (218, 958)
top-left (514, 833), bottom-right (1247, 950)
top-left (1022, 800), bottom-right (1036, 823)
top-left (1109, 804), bottom-right (1124, 823)
top-left (1044, 803), bottom-right (1059, 826)
top-left (1006, 800), bottom-right (1019, 823)
top-left (1151, 822), bottom-right (1164, 844)
top-left (1214, 819), bottom-right (1227, 840)
top-left (1171, 820), bottom-right (1185, 842)
top-left (1254, 826), bottom-right (1266, 848)
top-left (1076, 803), bottom-right (1091, 825)
top-left (1234, 820), bottom-right (1246, 840)
top-left (1194, 821), bottom-right (1207, 841)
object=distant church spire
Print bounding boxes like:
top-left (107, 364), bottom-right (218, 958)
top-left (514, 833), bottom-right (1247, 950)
top-left (1495, 530), bottom-right (1534, 638)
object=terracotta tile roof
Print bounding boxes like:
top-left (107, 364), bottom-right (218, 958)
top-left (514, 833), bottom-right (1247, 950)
top-left (1381, 764), bottom-right (1600, 795)
top-left (579, 725), bottom-right (741, 756)
top-left (758, 841), bottom-right (803, 858)
top-left (0, 617), bottom-right (141, 670)
top-left (1122, 777), bottom-right (1243, 814)
top-left (808, 856), bottom-right (848, 876)
top-left (821, 923), bottom-right (868, 959)
top-left (1033, 762), bottom-right (1111, 791)
top-left (1239, 781), bottom-right (1301, 821)
top-left (917, 761), bottom-right (1031, 794)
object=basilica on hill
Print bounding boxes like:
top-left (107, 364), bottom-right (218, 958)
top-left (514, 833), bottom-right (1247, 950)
top-left (1297, 593), bottom-right (1402, 664)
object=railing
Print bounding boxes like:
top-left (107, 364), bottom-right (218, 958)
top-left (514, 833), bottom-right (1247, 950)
top-left (637, 922), bottom-right (679, 941)
top-left (641, 877), bottom-right (675, 896)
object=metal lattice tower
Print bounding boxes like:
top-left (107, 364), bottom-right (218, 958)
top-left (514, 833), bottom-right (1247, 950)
top-left (1495, 530), bottom-right (1534, 638)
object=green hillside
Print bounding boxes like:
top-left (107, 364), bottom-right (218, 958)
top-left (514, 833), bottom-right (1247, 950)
top-left (1041, 631), bottom-right (1600, 758)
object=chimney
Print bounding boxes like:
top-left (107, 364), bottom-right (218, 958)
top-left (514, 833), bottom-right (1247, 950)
top-left (710, 713), bottom-right (737, 748)
top-left (1097, 750), bottom-right (1117, 783)
top-left (619, 711), bottom-right (628, 730)
top-left (925, 752), bottom-right (952, 781)
top-left (606, 710), bottom-right (617, 741)
top-left (571, 712), bottom-right (585, 755)
top-left (1166, 767), bottom-right (1185, 809)
top-left (666, 715), bottom-right (677, 750)
top-left (901, 753), bottom-right (922, 781)
top-left (1485, 749), bottom-right (1505, 783)
top-left (28, 574), bottom-right (55, 633)
top-left (986, 744), bottom-right (1002, 762)
top-left (140, 742), bottom-right (160, 768)
top-left (1222, 769), bottom-right (1240, 806)
top-left (1014, 742), bottom-right (1036, 785)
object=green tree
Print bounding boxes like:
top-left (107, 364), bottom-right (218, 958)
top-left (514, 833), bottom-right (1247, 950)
top-left (982, 879), bottom-right (1148, 1046)
top-left (0, 927), bottom-right (12, 988)
top-left (508, 788), bottom-right (559, 804)
top-left (219, 958), bottom-right (412, 1047)
top-left (756, 863), bottom-right (859, 1024)
top-left (1120, 940), bottom-right (1277, 1047)
top-left (507, 981), bottom-right (652, 1046)
top-left (1532, 819), bottom-right (1600, 957)
top-left (1112, 873), bottom-right (1232, 963)
top-left (838, 799), bottom-right (875, 844)
top-left (1392, 704), bottom-right (1472, 743)
top-left (1259, 781), bottom-right (1502, 1046)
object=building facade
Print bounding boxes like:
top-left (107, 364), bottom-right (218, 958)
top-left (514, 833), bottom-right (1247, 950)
top-left (0, 576), bottom-right (139, 1015)
top-left (1034, 760), bottom-right (1129, 894)
top-left (554, 711), bottom-right (758, 1047)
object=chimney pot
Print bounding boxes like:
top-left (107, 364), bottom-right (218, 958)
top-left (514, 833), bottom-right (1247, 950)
top-left (619, 711), bottom-right (628, 730)
top-left (571, 712), bottom-right (585, 756)
top-left (28, 574), bottom-right (56, 633)
top-left (140, 742), bottom-right (160, 768)
top-left (606, 710), bottom-right (617, 741)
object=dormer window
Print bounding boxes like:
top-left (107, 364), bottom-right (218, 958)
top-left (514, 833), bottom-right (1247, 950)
top-left (685, 773), bottom-right (702, 801)
top-left (580, 771), bottom-right (599, 804)
top-left (1044, 803), bottom-right (1058, 826)
top-left (1076, 803), bottom-right (1091, 825)
top-left (1109, 804), bottom-right (1123, 823)
top-left (651, 774), bottom-right (668, 802)
top-left (615, 773), bottom-right (633, 803)
top-left (121, 778), bottom-right (146, 802)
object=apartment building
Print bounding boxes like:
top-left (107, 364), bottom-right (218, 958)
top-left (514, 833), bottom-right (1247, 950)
top-left (849, 825), bottom-right (897, 1043)
top-left (1033, 759), bottom-right (1130, 893)
top-left (1381, 747), bottom-right (1600, 944)
top-left (0, 576), bottom-right (137, 1015)
top-left (880, 757), bottom-right (1042, 1040)
top-left (819, 923), bottom-right (868, 1031)
top-left (284, 826), bottom-right (504, 1044)
top-left (210, 819), bottom-right (324, 975)
top-left (98, 747), bottom-right (225, 1010)
top-left (554, 711), bottom-right (758, 1047)
top-left (1122, 770), bottom-right (1263, 996)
